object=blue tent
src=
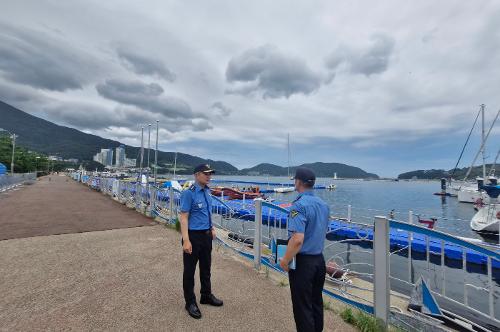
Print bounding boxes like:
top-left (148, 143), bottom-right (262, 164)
top-left (0, 163), bottom-right (6, 175)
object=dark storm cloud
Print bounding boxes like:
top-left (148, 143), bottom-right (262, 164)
top-left (0, 23), bottom-right (100, 91)
top-left (211, 102), bottom-right (233, 117)
top-left (326, 35), bottom-right (395, 76)
top-left (225, 45), bottom-right (322, 99)
top-left (96, 79), bottom-right (201, 119)
top-left (117, 48), bottom-right (176, 81)
top-left (44, 102), bottom-right (212, 133)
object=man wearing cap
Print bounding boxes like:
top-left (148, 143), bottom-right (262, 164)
top-left (180, 164), bottom-right (223, 319)
top-left (280, 167), bottom-right (330, 332)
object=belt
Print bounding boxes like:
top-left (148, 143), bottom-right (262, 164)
top-left (188, 229), bottom-right (211, 234)
top-left (296, 253), bottom-right (323, 258)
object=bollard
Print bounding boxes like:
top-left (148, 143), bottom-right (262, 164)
top-left (347, 204), bottom-right (352, 223)
top-left (254, 198), bottom-right (263, 270)
top-left (373, 216), bottom-right (390, 325)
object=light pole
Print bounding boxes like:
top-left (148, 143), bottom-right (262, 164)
top-left (35, 156), bottom-right (40, 177)
top-left (154, 120), bottom-right (159, 186)
top-left (0, 128), bottom-right (17, 175)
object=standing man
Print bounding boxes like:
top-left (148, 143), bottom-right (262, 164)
top-left (280, 167), bottom-right (330, 332)
top-left (180, 164), bottom-right (223, 319)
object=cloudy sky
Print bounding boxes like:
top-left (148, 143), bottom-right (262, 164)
top-left (1, 1), bottom-right (499, 176)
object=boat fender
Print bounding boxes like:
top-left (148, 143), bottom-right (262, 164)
top-left (497, 211), bottom-right (500, 219)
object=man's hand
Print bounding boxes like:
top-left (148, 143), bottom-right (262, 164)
top-left (211, 228), bottom-right (217, 240)
top-left (279, 258), bottom-right (290, 272)
top-left (183, 239), bottom-right (193, 254)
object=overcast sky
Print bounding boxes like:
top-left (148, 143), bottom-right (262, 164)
top-left (1, 1), bottom-right (499, 177)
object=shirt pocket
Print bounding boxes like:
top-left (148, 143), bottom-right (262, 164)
top-left (192, 200), bottom-right (205, 211)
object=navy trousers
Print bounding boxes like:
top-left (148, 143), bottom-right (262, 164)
top-left (182, 230), bottom-right (212, 305)
top-left (288, 254), bottom-right (326, 332)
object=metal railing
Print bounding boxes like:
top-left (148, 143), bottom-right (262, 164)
top-left (0, 173), bottom-right (36, 192)
top-left (70, 173), bottom-right (500, 330)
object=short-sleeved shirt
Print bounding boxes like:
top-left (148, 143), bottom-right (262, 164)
top-left (180, 182), bottom-right (213, 230)
top-left (288, 190), bottom-right (330, 255)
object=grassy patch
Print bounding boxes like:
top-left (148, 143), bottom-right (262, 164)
top-left (278, 278), bottom-right (289, 287)
top-left (340, 307), bottom-right (387, 332)
top-left (323, 301), bottom-right (334, 312)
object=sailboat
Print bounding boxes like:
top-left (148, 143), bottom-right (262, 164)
top-left (274, 133), bottom-right (294, 193)
top-left (457, 105), bottom-right (500, 203)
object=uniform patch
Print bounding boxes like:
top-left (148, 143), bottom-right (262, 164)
top-left (290, 210), bottom-right (299, 218)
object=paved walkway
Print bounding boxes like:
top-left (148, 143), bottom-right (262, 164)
top-left (0, 176), bottom-right (354, 331)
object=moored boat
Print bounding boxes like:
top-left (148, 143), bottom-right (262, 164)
top-left (470, 185), bottom-right (500, 234)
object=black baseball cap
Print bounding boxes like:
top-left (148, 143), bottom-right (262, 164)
top-left (294, 167), bottom-right (315, 184)
top-left (193, 164), bottom-right (215, 174)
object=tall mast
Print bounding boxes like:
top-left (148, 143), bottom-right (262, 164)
top-left (481, 104), bottom-right (486, 179)
top-left (287, 133), bottom-right (290, 178)
top-left (173, 152), bottom-right (177, 179)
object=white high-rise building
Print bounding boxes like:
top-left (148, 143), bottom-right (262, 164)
top-left (100, 148), bottom-right (113, 167)
top-left (115, 145), bottom-right (125, 167)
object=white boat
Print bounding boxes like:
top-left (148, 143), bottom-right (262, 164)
top-left (470, 204), bottom-right (500, 233)
top-left (470, 185), bottom-right (500, 233)
top-left (457, 186), bottom-right (485, 203)
top-left (274, 186), bottom-right (294, 193)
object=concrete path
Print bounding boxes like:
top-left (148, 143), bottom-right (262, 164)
top-left (0, 176), bottom-right (155, 240)
top-left (0, 176), bottom-right (355, 331)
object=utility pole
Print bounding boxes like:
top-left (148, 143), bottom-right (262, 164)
top-left (139, 127), bottom-right (144, 183)
top-left (10, 134), bottom-right (17, 175)
top-left (146, 123), bottom-right (151, 186)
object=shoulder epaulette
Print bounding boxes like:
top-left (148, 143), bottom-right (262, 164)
top-left (189, 185), bottom-right (196, 191)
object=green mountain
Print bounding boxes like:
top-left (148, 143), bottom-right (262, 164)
top-left (240, 162), bottom-right (379, 178)
top-left (0, 101), bottom-right (238, 174)
top-left (398, 164), bottom-right (496, 180)
top-left (0, 100), bottom-right (378, 178)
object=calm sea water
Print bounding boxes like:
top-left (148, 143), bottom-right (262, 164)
top-left (213, 176), bottom-right (480, 240)
top-left (212, 176), bottom-right (500, 324)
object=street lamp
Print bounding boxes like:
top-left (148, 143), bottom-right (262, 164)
top-left (0, 128), bottom-right (17, 175)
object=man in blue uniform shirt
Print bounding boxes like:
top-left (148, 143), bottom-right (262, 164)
top-left (180, 164), bottom-right (223, 319)
top-left (280, 167), bottom-right (330, 332)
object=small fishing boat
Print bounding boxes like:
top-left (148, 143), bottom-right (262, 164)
top-left (211, 186), bottom-right (263, 200)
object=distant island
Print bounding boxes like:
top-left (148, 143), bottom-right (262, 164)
top-left (239, 162), bottom-right (378, 178)
top-left (0, 100), bottom-right (378, 178)
top-left (398, 165), bottom-right (495, 180)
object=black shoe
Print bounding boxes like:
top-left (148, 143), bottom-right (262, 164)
top-left (185, 303), bottom-right (202, 319)
top-left (200, 294), bottom-right (223, 307)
